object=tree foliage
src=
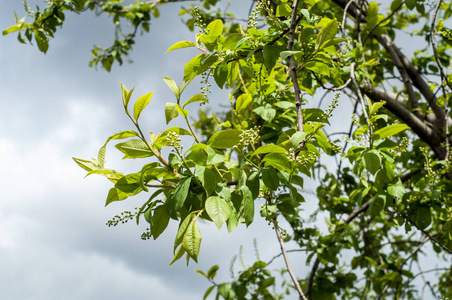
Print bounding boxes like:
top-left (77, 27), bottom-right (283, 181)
top-left (5, 0), bottom-right (452, 299)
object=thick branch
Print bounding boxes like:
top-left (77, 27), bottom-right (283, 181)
top-left (363, 85), bottom-right (447, 159)
top-left (374, 35), bottom-right (421, 117)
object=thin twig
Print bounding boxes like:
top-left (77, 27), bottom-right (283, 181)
top-left (312, 71), bottom-right (352, 91)
top-left (286, 0), bottom-right (304, 135)
top-left (267, 249), bottom-right (306, 265)
top-left (341, 0), bottom-right (354, 37)
top-left (408, 218), bottom-right (452, 254)
top-left (274, 224), bottom-right (308, 300)
top-left (362, 1), bottom-right (404, 45)
top-left (306, 196), bottom-right (375, 298)
top-left (350, 62), bottom-right (372, 146)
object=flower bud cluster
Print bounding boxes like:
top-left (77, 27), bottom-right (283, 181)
top-left (141, 228), bottom-right (152, 240)
top-left (23, 0), bottom-right (35, 17)
top-left (331, 142), bottom-right (344, 156)
top-left (191, 7), bottom-right (206, 33)
top-left (166, 131), bottom-right (182, 149)
top-left (200, 72), bottom-right (212, 99)
top-left (248, 1), bottom-right (266, 29)
top-left (106, 210), bottom-right (136, 227)
top-left (325, 93), bottom-right (340, 119)
top-left (287, 148), bottom-right (316, 169)
top-left (237, 126), bottom-right (259, 149)
top-left (393, 137), bottom-right (408, 154)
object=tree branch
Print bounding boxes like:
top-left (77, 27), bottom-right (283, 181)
top-left (306, 196), bottom-right (375, 298)
top-left (287, 0), bottom-right (304, 135)
top-left (430, 0), bottom-right (450, 159)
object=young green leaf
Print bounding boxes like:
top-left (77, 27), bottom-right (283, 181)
top-left (165, 41), bottom-right (196, 53)
top-left (242, 186), bottom-right (254, 226)
top-left (205, 196), bottom-right (231, 229)
top-left (262, 166), bottom-right (279, 191)
top-left (235, 94), bottom-right (252, 112)
top-left (205, 19), bottom-right (223, 37)
top-left (133, 91), bottom-right (154, 121)
top-left (115, 139), bottom-right (153, 159)
top-left (363, 150), bottom-right (381, 175)
top-left (316, 18), bottom-right (338, 49)
top-left (151, 205), bottom-right (170, 240)
top-left (165, 102), bottom-right (179, 124)
top-left (73, 157), bottom-right (99, 172)
top-left (253, 144), bottom-right (287, 156)
top-left (208, 129), bottom-right (242, 149)
top-left (183, 221), bottom-right (202, 263)
top-left (372, 124), bottom-right (410, 140)
top-left (121, 83), bottom-right (135, 109)
top-left (183, 94), bottom-right (208, 108)
top-left (105, 187), bottom-right (128, 206)
top-left (168, 177), bottom-right (192, 218)
top-left (162, 77), bottom-right (180, 99)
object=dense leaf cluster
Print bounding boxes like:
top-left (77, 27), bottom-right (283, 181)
top-left (6, 0), bottom-right (452, 299)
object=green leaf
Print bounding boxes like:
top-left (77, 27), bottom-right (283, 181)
top-left (174, 212), bottom-right (196, 252)
top-left (168, 177), bottom-right (192, 218)
top-left (34, 30), bottom-right (49, 53)
top-left (253, 145), bottom-right (287, 155)
top-left (291, 132), bottom-right (308, 147)
top-left (388, 183), bottom-right (405, 199)
top-left (305, 61), bottom-right (330, 76)
top-left (372, 124), bottom-right (410, 140)
top-left (165, 102), bottom-right (179, 124)
top-left (235, 94), bottom-right (252, 112)
top-left (165, 41), bottom-right (196, 53)
top-left (115, 172), bottom-right (142, 196)
top-left (121, 83), bottom-right (134, 109)
top-left (242, 186), bottom-right (254, 226)
top-left (203, 285), bottom-right (215, 300)
top-left (208, 129), bottom-right (242, 149)
top-left (262, 153), bottom-right (293, 173)
top-left (3, 24), bottom-right (22, 36)
top-left (206, 146), bottom-right (227, 165)
top-left (276, 3), bottom-right (292, 17)
top-left (316, 18), bottom-right (338, 49)
top-left (405, 0), bottom-right (416, 10)
top-left (73, 157), bottom-right (99, 172)
top-left (369, 101), bottom-right (386, 117)
top-left (183, 94), bottom-right (208, 108)
top-left (184, 54), bottom-right (207, 81)
top-left (162, 77), bottom-right (179, 98)
top-left (263, 45), bottom-right (280, 72)
top-left (133, 91), bottom-right (154, 121)
top-left (169, 245), bottom-right (186, 265)
top-left (280, 51), bottom-right (302, 60)
top-left (391, 0), bottom-right (403, 11)
top-left (363, 150), bottom-right (381, 175)
top-left (205, 19), bottom-right (223, 37)
top-left (413, 206), bottom-right (431, 230)
top-left (105, 187), bottom-right (128, 206)
top-left (183, 221), bottom-right (202, 263)
top-left (115, 139), bottom-right (153, 159)
top-left (370, 194), bottom-right (386, 215)
top-left (262, 166), bottom-right (279, 191)
top-left (214, 63), bottom-right (228, 89)
top-left (222, 33), bottom-right (243, 50)
top-left (206, 196), bottom-right (231, 229)
top-left (136, 189), bottom-right (163, 225)
top-left (196, 165), bottom-right (217, 195)
top-left (151, 205), bottom-right (170, 239)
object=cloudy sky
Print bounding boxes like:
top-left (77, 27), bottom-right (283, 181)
top-left (0, 1), bottom-right (313, 299)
